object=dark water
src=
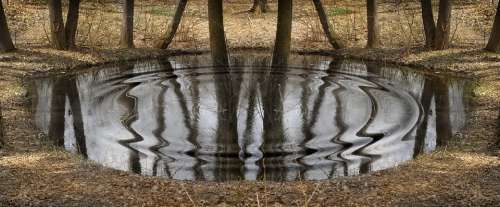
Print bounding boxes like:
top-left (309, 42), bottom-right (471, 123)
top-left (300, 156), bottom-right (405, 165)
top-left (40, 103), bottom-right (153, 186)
top-left (31, 53), bottom-right (469, 181)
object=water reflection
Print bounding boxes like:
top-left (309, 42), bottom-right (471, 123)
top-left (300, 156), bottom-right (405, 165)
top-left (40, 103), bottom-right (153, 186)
top-left (31, 54), bottom-right (469, 181)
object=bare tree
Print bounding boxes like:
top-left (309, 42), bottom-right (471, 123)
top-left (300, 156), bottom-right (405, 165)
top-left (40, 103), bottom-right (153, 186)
top-left (366, 0), bottom-right (380, 48)
top-left (433, 0), bottom-right (452, 50)
top-left (120, 0), bottom-right (135, 48)
top-left (48, 0), bottom-right (66, 49)
top-left (65, 0), bottom-right (80, 48)
top-left (47, 0), bottom-right (81, 49)
top-left (419, 0), bottom-right (453, 50)
top-left (0, 1), bottom-right (15, 52)
top-left (312, 0), bottom-right (344, 49)
top-left (420, 0), bottom-right (436, 48)
top-left (486, 1), bottom-right (500, 52)
top-left (208, 0), bottom-right (229, 67)
top-left (155, 0), bottom-right (188, 49)
top-left (249, 0), bottom-right (269, 13)
top-left (272, 0), bottom-right (293, 67)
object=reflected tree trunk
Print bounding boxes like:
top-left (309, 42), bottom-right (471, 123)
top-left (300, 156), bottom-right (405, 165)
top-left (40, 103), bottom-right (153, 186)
top-left (366, 0), bottom-right (380, 48)
top-left (48, 78), bottom-right (66, 146)
top-left (48, 0), bottom-right (67, 50)
top-left (47, 77), bottom-right (87, 156)
top-left (420, 0), bottom-right (436, 48)
top-left (259, 70), bottom-right (287, 180)
top-left (433, 77), bottom-right (452, 146)
top-left (0, 1), bottom-right (15, 52)
top-left (150, 79), bottom-right (168, 177)
top-left (208, 0), bottom-right (229, 67)
top-left (413, 77), bottom-right (434, 158)
top-left (117, 64), bottom-right (142, 174)
top-left (120, 0), bottom-right (135, 48)
top-left (272, 0), bottom-right (293, 67)
top-left (486, 1), bottom-right (500, 52)
top-left (213, 71), bottom-right (242, 181)
top-left (65, 0), bottom-right (80, 48)
top-left (301, 74), bottom-right (313, 144)
top-left (65, 77), bottom-right (87, 158)
top-left (159, 60), bottom-right (203, 179)
top-left (155, 0), bottom-right (188, 49)
top-left (433, 0), bottom-right (452, 50)
top-left (312, 0), bottom-right (344, 49)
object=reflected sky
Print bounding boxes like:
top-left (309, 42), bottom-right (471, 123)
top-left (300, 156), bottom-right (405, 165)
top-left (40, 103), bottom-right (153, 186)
top-left (31, 53), bottom-right (469, 181)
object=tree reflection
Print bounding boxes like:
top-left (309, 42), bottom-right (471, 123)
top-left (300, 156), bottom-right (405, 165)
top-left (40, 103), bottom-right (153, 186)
top-left (33, 55), bottom-right (468, 181)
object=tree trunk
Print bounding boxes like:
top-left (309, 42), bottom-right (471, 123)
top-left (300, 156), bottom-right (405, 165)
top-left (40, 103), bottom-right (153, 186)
top-left (250, 0), bottom-right (259, 12)
top-left (433, 0), bottom-right (452, 50)
top-left (312, 0), bottom-right (344, 49)
top-left (65, 0), bottom-right (80, 48)
top-left (366, 0), bottom-right (380, 48)
top-left (208, 0), bottom-right (229, 67)
top-left (259, 0), bottom-right (269, 13)
top-left (249, 0), bottom-right (268, 13)
top-left (486, 1), bottom-right (500, 52)
top-left (156, 0), bottom-right (188, 49)
top-left (272, 0), bottom-right (293, 67)
top-left (0, 2), bottom-right (14, 52)
top-left (48, 0), bottom-right (67, 50)
top-left (120, 0), bottom-right (135, 48)
top-left (420, 0), bottom-right (436, 48)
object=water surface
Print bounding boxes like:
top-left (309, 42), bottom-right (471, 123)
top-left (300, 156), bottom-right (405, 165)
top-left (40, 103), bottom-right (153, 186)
top-left (31, 53), bottom-right (469, 181)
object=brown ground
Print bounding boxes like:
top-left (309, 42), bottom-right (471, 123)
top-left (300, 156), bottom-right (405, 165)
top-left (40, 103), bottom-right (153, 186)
top-left (1, 0), bottom-right (500, 206)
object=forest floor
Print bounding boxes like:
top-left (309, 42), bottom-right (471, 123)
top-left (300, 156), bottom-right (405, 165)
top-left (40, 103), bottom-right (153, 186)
top-left (1, 0), bottom-right (500, 206)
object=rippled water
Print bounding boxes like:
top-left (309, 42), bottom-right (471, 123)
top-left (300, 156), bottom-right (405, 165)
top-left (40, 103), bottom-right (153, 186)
top-left (31, 53), bottom-right (469, 181)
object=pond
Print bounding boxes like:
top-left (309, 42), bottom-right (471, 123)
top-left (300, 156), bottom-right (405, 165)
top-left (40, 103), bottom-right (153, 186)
top-left (31, 52), bottom-right (470, 181)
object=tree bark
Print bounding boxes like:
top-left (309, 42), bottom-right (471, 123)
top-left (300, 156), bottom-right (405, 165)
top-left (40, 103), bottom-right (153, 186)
top-left (65, 0), bottom-right (80, 48)
top-left (433, 0), bottom-right (452, 50)
top-left (272, 0), bottom-right (293, 67)
top-left (0, 1), bottom-right (14, 52)
top-left (486, 1), bottom-right (500, 52)
top-left (249, 0), bottom-right (268, 13)
top-left (420, 0), bottom-right (436, 48)
top-left (366, 0), bottom-right (380, 48)
top-left (156, 0), bottom-right (188, 49)
top-left (208, 0), bottom-right (229, 67)
top-left (312, 0), bottom-right (344, 49)
top-left (120, 0), bottom-right (135, 48)
top-left (48, 0), bottom-right (67, 50)
top-left (259, 0), bottom-right (269, 13)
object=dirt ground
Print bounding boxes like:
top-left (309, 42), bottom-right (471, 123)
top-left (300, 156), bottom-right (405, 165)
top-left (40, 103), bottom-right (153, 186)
top-left (1, 0), bottom-right (500, 206)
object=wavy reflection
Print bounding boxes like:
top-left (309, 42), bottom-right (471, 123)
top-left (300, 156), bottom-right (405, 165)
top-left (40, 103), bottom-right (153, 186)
top-left (31, 54), bottom-right (469, 181)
